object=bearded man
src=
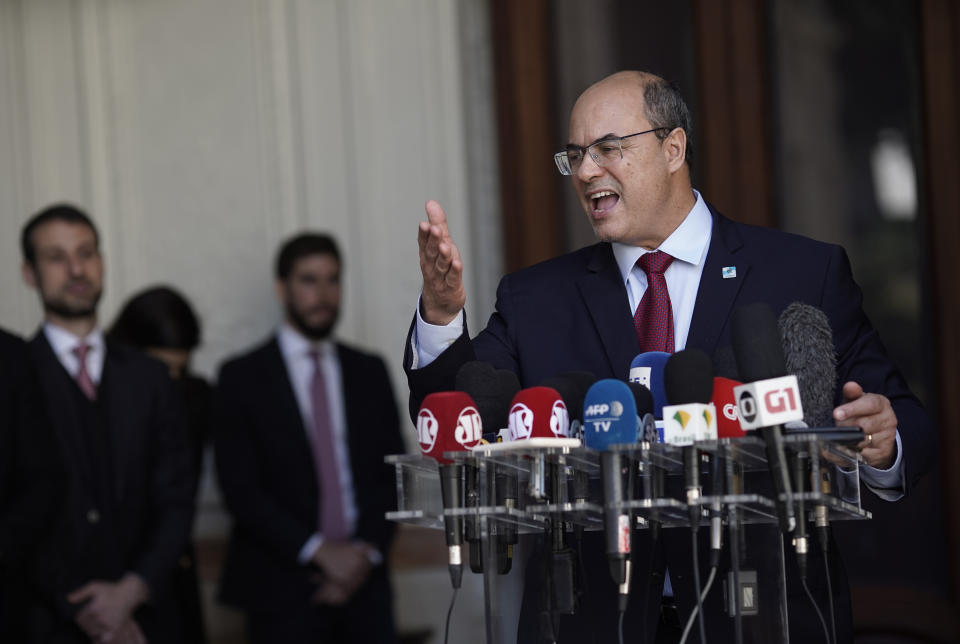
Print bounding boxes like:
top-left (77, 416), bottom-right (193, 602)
top-left (214, 232), bottom-right (403, 643)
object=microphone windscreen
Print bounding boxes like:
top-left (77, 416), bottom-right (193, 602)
top-left (778, 302), bottom-right (837, 427)
top-left (455, 361), bottom-right (521, 433)
top-left (508, 387), bottom-right (569, 441)
top-left (417, 391), bottom-right (483, 464)
top-left (582, 379), bottom-right (640, 449)
top-left (732, 303), bottom-right (787, 382)
top-left (712, 376), bottom-right (746, 438)
top-left (626, 381), bottom-right (655, 418)
top-left (540, 371), bottom-right (596, 423)
top-left (628, 351), bottom-right (670, 418)
top-left (664, 349), bottom-right (714, 404)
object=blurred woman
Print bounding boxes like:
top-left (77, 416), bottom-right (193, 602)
top-left (109, 286), bottom-right (209, 644)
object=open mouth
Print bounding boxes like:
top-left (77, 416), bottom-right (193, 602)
top-left (590, 190), bottom-right (620, 214)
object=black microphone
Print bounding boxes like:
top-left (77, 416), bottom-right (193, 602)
top-left (778, 302), bottom-right (837, 428)
top-left (455, 361), bottom-right (521, 574)
top-left (778, 302), bottom-right (839, 563)
top-left (664, 348), bottom-right (715, 530)
top-left (732, 303), bottom-right (796, 534)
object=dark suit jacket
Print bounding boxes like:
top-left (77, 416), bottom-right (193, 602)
top-left (0, 329), bottom-right (63, 637)
top-left (214, 337), bottom-right (404, 615)
top-left (22, 331), bottom-right (195, 643)
top-left (404, 207), bottom-right (936, 642)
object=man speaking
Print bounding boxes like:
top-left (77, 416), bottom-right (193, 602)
top-left (404, 71), bottom-right (934, 642)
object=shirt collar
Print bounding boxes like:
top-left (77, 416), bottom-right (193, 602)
top-left (611, 189), bottom-right (713, 283)
top-left (277, 323), bottom-right (334, 361)
top-left (43, 322), bottom-right (105, 360)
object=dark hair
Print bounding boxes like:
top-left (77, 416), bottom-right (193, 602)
top-left (275, 233), bottom-right (341, 280)
top-left (21, 203), bottom-right (100, 265)
top-left (643, 77), bottom-right (694, 167)
top-left (109, 286), bottom-right (201, 350)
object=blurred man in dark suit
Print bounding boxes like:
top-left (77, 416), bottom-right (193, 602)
top-left (215, 233), bottom-right (404, 643)
top-left (20, 204), bottom-right (195, 644)
top-left (0, 327), bottom-right (63, 639)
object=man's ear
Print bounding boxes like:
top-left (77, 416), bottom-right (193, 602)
top-left (663, 127), bottom-right (687, 173)
top-left (274, 279), bottom-right (286, 304)
top-left (21, 262), bottom-right (37, 289)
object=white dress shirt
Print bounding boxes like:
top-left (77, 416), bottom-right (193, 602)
top-left (276, 324), bottom-right (363, 563)
top-left (43, 323), bottom-right (105, 384)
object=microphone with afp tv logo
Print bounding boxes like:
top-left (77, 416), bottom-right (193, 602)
top-left (582, 379), bottom-right (643, 610)
top-left (417, 391), bottom-right (484, 589)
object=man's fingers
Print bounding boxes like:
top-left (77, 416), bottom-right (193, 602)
top-left (445, 258), bottom-right (463, 288)
top-left (425, 200), bottom-right (449, 228)
top-left (841, 381), bottom-right (864, 403)
top-left (68, 584), bottom-right (97, 604)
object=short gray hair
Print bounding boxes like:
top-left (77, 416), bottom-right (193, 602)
top-left (643, 77), bottom-right (693, 167)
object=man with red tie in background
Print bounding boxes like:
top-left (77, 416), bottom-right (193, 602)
top-left (19, 204), bottom-right (195, 643)
top-left (215, 233), bottom-right (403, 643)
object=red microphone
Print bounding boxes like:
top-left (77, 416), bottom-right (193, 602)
top-left (507, 386), bottom-right (570, 441)
top-left (418, 391), bottom-right (483, 463)
top-left (712, 376), bottom-right (746, 438)
top-left (417, 391), bottom-right (483, 588)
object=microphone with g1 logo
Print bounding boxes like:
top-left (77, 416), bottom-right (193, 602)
top-left (732, 303), bottom-right (802, 535)
top-left (417, 391), bottom-right (484, 588)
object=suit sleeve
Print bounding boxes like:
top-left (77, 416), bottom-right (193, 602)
top-left (213, 362), bottom-right (315, 564)
top-left (402, 274), bottom-right (524, 423)
top-left (0, 341), bottom-right (64, 569)
top-left (132, 369), bottom-right (196, 595)
top-left (821, 244), bottom-right (937, 492)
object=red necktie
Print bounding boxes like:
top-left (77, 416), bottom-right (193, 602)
top-left (309, 350), bottom-right (348, 541)
top-left (72, 344), bottom-right (97, 400)
top-left (633, 251), bottom-right (675, 353)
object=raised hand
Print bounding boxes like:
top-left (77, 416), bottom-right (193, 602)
top-left (418, 200), bottom-right (466, 325)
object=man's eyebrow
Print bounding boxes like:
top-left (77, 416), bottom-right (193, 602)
top-left (566, 133), bottom-right (619, 148)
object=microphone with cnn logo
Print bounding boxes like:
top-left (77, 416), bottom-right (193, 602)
top-left (417, 391), bottom-right (484, 589)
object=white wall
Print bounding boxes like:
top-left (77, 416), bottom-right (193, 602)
top-left (0, 0), bottom-right (502, 439)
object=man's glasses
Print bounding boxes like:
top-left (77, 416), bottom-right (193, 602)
top-left (553, 127), bottom-right (673, 176)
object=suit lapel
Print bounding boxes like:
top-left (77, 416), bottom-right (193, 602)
top-left (687, 208), bottom-right (750, 356)
top-left (263, 339), bottom-right (315, 470)
top-left (575, 244), bottom-right (639, 376)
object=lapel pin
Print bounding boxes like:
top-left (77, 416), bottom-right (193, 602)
top-left (722, 266), bottom-right (737, 279)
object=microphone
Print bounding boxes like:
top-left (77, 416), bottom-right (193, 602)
top-left (509, 386), bottom-right (577, 618)
top-left (417, 391), bottom-right (484, 588)
top-left (732, 303), bottom-right (800, 534)
top-left (712, 376), bottom-right (746, 439)
top-left (582, 379), bottom-right (641, 609)
top-left (778, 302), bottom-right (836, 429)
top-left (663, 349), bottom-right (717, 529)
top-left (778, 302), bottom-right (840, 565)
top-left (540, 372), bottom-right (596, 501)
top-left (456, 361), bottom-right (522, 440)
top-left (628, 352), bottom-right (670, 419)
top-left (455, 362), bottom-right (521, 574)
top-left (507, 386), bottom-right (571, 441)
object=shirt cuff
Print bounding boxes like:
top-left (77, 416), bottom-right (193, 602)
top-left (412, 294), bottom-right (464, 369)
top-left (298, 533), bottom-right (324, 564)
top-left (858, 429), bottom-right (905, 501)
